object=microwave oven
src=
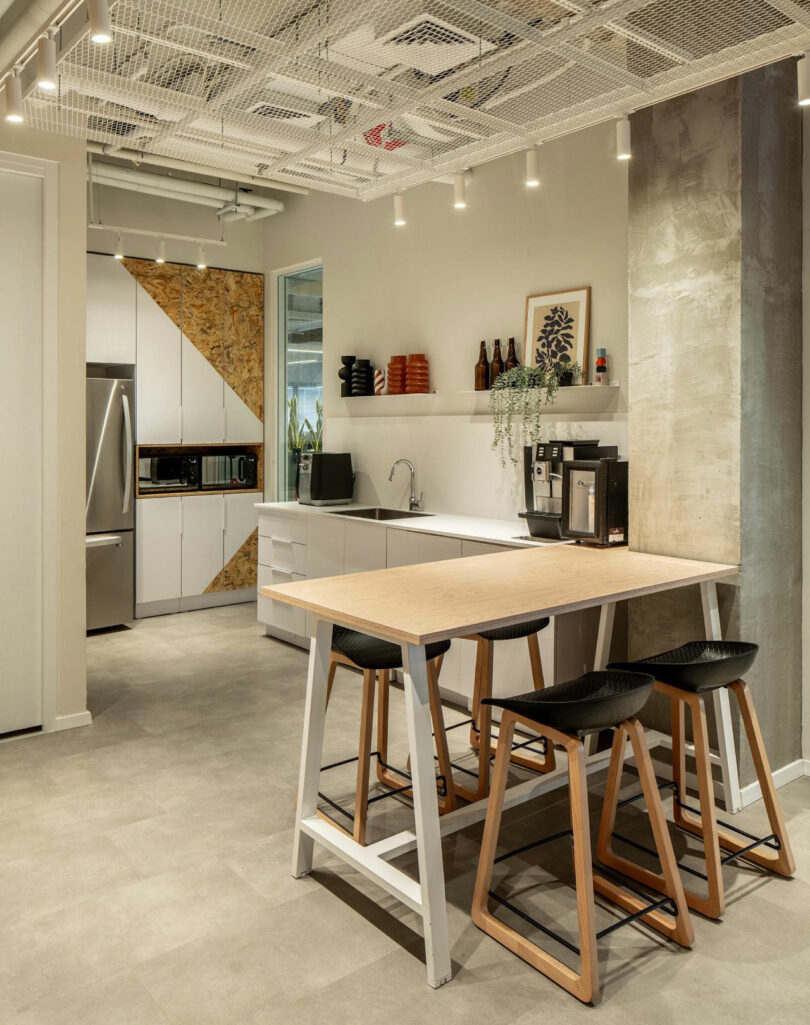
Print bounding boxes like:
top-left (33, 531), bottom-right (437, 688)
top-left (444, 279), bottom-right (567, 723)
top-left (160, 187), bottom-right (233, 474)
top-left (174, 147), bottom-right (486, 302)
top-left (201, 453), bottom-right (258, 490)
top-left (138, 454), bottom-right (199, 492)
top-left (561, 459), bottom-right (628, 546)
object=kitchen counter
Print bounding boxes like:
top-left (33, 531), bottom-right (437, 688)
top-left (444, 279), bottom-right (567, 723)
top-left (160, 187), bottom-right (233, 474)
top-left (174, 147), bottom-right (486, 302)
top-left (254, 500), bottom-right (566, 549)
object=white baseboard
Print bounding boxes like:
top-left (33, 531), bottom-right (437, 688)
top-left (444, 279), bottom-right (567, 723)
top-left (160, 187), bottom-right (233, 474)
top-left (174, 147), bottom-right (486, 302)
top-left (739, 758), bottom-right (808, 808)
top-left (50, 710), bottom-right (93, 732)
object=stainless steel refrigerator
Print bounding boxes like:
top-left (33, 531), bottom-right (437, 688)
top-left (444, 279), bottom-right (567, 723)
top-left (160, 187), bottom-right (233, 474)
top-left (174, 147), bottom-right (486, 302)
top-left (86, 376), bottom-right (135, 630)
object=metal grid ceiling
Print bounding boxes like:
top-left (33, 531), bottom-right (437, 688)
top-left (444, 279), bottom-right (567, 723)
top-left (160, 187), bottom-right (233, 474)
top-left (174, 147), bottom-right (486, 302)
top-left (21, 0), bottom-right (810, 198)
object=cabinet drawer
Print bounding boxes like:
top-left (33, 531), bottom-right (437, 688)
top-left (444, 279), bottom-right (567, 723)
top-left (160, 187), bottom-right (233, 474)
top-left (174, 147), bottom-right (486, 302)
top-left (258, 513), bottom-right (307, 544)
top-left (258, 536), bottom-right (306, 574)
top-left (257, 565), bottom-right (307, 635)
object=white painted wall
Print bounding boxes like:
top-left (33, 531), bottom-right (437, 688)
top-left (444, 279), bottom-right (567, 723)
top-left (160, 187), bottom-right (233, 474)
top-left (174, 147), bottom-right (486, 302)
top-left (263, 120), bottom-right (629, 517)
top-left (803, 107), bottom-right (810, 763)
top-left (0, 126), bottom-right (88, 726)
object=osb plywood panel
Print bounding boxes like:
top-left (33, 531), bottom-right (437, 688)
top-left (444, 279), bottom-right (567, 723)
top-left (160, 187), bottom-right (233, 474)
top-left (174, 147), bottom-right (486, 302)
top-left (221, 528), bottom-right (258, 592)
top-left (122, 259), bottom-right (181, 324)
top-left (204, 569), bottom-right (223, 595)
top-left (223, 271), bottom-right (264, 421)
top-left (181, 267), bottom-right (225, 375)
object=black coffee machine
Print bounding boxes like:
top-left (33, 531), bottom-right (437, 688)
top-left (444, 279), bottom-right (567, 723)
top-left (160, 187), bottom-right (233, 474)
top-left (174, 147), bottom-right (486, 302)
top-left (521, 440), bottom-right (619, 539)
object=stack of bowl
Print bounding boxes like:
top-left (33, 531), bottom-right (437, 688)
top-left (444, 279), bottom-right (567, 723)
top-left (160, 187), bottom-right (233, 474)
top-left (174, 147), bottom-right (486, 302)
top-left (386, 355), bottom-right (406, 395)
top-left (351, 358), bottom-right (373, 396)
top-left (405, 353), bottom-right (430, 394)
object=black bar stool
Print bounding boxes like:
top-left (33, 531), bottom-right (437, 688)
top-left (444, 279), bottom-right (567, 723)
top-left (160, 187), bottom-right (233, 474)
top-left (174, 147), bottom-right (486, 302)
top-left (458, 618), bottom-right (554, 803)
top-left (472, 670), bottom-right (693, 1005)
top-left (321, 626), bottom-right (454, 845)
top-left (605, 641), bottom-right (795, 918)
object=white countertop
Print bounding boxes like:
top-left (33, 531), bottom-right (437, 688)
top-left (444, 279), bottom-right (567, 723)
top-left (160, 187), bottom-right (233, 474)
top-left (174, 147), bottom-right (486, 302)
top-left (254, 500), bottom-right (567, 549)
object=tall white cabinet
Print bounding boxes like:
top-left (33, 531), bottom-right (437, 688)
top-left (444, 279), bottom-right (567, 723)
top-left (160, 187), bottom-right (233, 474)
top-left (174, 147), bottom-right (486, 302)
top-left (135, 282), bottom-right (182, 443)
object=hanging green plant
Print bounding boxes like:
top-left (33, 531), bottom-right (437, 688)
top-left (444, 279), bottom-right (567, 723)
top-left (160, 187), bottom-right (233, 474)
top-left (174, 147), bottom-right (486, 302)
top-left (489, 364), bottom-right (580, 465)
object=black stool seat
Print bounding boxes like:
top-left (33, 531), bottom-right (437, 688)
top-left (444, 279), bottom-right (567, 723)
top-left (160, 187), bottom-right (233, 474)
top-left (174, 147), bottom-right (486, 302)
top-left (483, 670), bottom-right (654, 735)
top-left (476, 617), bottom-right (550, 643)
top-left (609, 641), bottom-right (758, 693)
top-left (332, 626), bottom-right (451, 671)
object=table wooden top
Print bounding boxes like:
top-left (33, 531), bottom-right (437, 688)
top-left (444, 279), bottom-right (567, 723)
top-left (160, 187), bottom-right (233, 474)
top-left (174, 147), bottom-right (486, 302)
top-left (260, 545), bottom-right (738, 646)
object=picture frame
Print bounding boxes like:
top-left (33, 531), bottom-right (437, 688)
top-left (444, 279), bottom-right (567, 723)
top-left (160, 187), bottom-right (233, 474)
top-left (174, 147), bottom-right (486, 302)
top-left (524, 286), bottom-right (591, 383)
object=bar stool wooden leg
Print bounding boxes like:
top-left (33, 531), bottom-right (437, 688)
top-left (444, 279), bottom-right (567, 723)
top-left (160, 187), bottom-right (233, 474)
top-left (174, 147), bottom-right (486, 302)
top-left (594, 721), bottom-right (694, 948)
top-left (352, 668), bottom-right (376, 845)
top-left (375, 669), bottom-right (390, 785)
top-left (325, 654), bottom-right (338, 708)
top-left (726, 681), bottom-right (795, 876)
top-left (472, 718), bottom-right (599, 1004)
top-left (458, 639), bottom-right (493, 802)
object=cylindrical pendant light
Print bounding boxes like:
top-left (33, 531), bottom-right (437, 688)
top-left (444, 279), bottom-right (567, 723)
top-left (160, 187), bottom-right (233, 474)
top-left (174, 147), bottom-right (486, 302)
top-left (393, 193), bottom-right (405, 227)
top-left (114, 233), bottom-right (124, 259)
top-left (525, 146), bottom-right (539, 187)
top-left (798, 53), bottom-right (810, 106)
top-left (156, 239), bottom-right (166, 264)
top-left (88, 0), bottom-right (112, 44)
top-left (37, 35), bottom-right (57, 91)
top-left (4, 71), bottom-right (23, 123)
top-left (616, 116), bottom-right (631, 160)
top-left (453, 172), bottom-right (466, 209)
top-left (196, 244), bottom-right (206, 269)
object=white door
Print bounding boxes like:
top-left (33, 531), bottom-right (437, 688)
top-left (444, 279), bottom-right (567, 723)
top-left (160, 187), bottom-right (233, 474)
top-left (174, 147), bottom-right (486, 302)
top-left (181, 336), bottom-right (224, 443)
top-left (224, 380), bottom-right (263, 443)
top-left (181, 495), bottom-right (224, 597)
top-left (86, 253), bottom-right (136, 364)
top-left (136, 283), bottom-right (181, 442)
top-left (136, 498), bottom-right (182, 606)
top-left (224, 493), bottom-right (258, 567)
top-left (0, 163), bottom-right (46, 732)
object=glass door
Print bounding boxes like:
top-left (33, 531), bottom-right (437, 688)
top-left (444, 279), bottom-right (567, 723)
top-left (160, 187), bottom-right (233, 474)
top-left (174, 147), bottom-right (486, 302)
top-left (277, 265), bottom-right (323, 500)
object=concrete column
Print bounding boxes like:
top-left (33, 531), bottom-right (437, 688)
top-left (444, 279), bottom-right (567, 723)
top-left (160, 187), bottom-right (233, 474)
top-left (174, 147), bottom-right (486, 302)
top-left (628, 61), bottom-right (802, 786)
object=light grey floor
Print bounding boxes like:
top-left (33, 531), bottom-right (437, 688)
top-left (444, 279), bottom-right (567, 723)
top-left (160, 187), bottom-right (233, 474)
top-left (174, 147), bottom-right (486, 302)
top-left (0, 603), bottom-right (807, 1024)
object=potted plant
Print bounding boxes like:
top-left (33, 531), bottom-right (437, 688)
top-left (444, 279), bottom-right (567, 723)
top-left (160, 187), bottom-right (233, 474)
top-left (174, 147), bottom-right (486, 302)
top-left (287, 394), bottom-right (310, 492)
top-left (489, 366), bottom-right (560, 466)
top-left (556, 361), bottom-right (582, 387)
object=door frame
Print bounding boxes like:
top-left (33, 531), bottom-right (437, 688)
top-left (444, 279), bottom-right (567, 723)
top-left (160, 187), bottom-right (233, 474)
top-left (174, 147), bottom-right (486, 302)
top-left (269, 256), bottom-right (323, 501)
top-left (0, 151), bottom-right (60, 733)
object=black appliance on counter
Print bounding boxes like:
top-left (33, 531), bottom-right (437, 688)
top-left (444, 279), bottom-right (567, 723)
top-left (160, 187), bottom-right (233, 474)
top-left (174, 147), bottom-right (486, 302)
top-left (138, 454), bottom-right (200, 493)
top-left (297, 452), bottom-right (354, 505)
top-left (521, 440), bottom-right (617, 539)
top-left (201, 452), bottom-right (258, 490)
top-left (561, 458), bottom-right (628, 546)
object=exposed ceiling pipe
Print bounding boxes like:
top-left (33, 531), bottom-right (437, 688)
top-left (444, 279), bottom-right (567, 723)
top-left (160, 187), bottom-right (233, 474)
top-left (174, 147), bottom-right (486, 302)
top-left (86, 141), bottom-right (308, 195)
top-left (88, 163), bottom-right (285, 217)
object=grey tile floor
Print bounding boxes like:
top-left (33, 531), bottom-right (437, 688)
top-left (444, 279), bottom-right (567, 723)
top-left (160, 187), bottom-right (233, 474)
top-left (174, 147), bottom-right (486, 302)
top-left (0, 603), bottom-right (807, 1023)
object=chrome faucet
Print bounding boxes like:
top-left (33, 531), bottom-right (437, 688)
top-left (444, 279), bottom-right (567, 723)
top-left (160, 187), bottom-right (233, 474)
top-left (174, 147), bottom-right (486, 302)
top-left (388, 459), bottom-right (423, 511)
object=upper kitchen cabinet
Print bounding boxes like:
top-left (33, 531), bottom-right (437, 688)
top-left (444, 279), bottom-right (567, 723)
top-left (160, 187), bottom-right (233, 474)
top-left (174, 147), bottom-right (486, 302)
top-left (86, 253), bottom-right (136, 364)
top-left (87, 255), bottom-right (264, 446)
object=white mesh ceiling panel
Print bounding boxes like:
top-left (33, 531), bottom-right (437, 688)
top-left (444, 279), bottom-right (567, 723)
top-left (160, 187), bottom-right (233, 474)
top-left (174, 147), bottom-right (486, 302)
top-left (21, 0), bottom-right (810, 197)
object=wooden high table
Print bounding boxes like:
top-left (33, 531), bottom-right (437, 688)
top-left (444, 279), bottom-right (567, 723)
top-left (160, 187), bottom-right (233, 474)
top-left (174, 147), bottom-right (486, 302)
top-left (261, 545), bottom-right (738, 988)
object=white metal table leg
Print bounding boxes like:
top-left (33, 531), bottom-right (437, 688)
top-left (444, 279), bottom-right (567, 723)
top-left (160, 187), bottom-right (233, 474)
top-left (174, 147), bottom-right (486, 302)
top-left (292, 617), bottom-right (333, 878)
top-left (403, 642), bottom-right (452, 989)
top-left (585, 602), bottom-right (616, 755)
top-left (701, 581), bottom-right (742, 814)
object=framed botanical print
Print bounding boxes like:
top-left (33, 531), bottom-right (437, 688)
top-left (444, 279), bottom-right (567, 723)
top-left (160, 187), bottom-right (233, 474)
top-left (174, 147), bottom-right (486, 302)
top-left (524, 286), bottom-right (591, 382)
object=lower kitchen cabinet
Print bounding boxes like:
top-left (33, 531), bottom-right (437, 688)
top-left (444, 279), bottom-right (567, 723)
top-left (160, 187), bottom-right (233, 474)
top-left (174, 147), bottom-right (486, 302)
top-left (137, 493), bottom-right (258, 617)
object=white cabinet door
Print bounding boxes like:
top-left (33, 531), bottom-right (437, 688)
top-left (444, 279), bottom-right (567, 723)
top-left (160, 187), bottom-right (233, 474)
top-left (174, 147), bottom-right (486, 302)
top-left (224, 381), bottom-right (263, 443)
top-left (386, 529), bottom-right (462, 568)
top-left (181, 495), bottom-right (224, 597)
top-left (306, 515), bottom-right (345, 579)
top-left (135, 283), bottom-right (181, 443)
top-left (181, 335), bottom-right (224, 443)
top-left (344, 521), bottom-right (387, 574)
top-left (224, 493), bottom-right (258, 565)
top-left (87, 254), bottom-right (136, 364)
top-left (136, 497), bottom-right (181, 605)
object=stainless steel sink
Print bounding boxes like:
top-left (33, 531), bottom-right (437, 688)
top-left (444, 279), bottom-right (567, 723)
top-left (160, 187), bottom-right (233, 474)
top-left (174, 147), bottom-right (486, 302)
top-left (325, 507), bottom-right (433, 521)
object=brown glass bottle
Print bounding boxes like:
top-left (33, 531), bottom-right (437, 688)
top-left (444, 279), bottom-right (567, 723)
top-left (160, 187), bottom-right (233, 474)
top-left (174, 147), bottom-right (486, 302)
top-left (474, 340), bottom-right (490, 391)
top-left (490, 339), bottom-right (504, 384)
top-left (505, 337), bottom-right (519, 371)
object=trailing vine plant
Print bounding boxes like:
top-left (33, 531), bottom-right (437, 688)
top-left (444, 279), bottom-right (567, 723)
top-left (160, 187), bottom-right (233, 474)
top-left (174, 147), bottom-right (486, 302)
top-left (489, 363), bottom-right (581, 466)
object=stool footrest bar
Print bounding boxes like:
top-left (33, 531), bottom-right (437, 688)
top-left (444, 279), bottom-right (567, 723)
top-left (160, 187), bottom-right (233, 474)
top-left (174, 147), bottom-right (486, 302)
top-left (488, 891), bottom-right (580, 956)
top-left (494, 826), bottom-right (574, 864)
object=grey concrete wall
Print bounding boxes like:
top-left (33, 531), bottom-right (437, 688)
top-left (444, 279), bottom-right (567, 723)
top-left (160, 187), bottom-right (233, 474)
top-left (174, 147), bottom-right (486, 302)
top-left (739, 63), bottom-right (803, 778)
top-left (628, 63), bottom-right (802, 784)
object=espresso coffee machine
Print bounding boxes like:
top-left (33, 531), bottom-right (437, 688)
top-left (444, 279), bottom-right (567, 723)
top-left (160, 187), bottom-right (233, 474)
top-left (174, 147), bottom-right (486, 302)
top-left (521, 440), bottom-right (618, 539)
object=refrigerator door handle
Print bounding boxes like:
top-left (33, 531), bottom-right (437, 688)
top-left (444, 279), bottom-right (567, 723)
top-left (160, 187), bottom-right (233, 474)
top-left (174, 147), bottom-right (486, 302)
top-left (86, 534), bottom-right (124, 548)
top-left (121, 391), bottom-right (133, 516)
